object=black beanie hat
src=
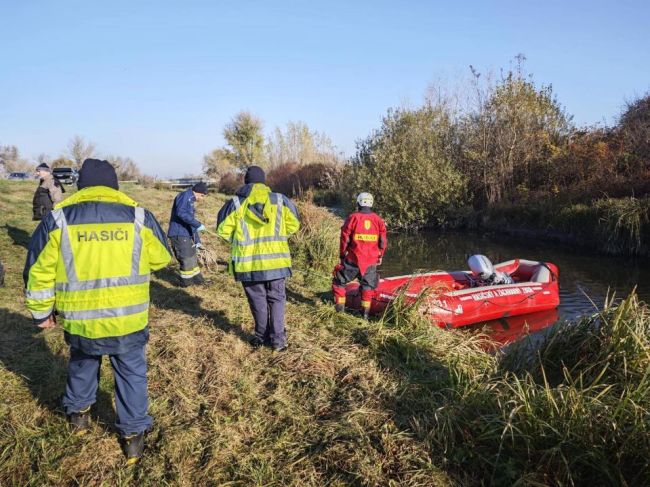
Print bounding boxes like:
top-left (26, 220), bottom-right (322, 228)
top-left (77, 158), bottom-right (119, 190)
top-left (244, 165), bottom-right (265, 184)
top-left (36, 163), bottom-right (51, 173)
top-left (192, 182), bottom-right (208, 194)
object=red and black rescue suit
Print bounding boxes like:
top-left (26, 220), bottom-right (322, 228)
top-left (332, 207), bottom-right (387, 313)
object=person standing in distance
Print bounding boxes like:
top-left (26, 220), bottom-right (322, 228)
top-left (167, 182), bottom-right (209, 286)
top-left (32, 163), bottom-right (64, 221)
top-left (332, 192), bottom-right (387, 319)
top-left (216, 166), bottom-right (300, 351)
top-left (23, 159), bottom-right (172, 464)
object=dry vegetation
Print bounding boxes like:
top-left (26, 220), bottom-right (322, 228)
top-left (0, 182), bottom-right (451, 486)
top-left (1, 181), bottom-right (649, 486)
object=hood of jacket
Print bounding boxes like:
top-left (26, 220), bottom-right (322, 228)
top-left (237, 183), bottom-right (274, 225)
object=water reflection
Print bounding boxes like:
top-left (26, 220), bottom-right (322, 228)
top-left (465, 308), bottom-right (560, 346)
top-left (381, 231), bottom-right (650, 342)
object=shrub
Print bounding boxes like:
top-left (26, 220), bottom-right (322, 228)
top-left (618, 92), bottom-right (650, 172)
top-left (290, 201), bottom-right (341, 285)
top-left (267, 162), bottom-right (342, 198)
top-left (346, 105), bottom-right (467, 229)
top-left (137, 174), bottom-right (157, 188)
top-left (218, 172), bottom-right (244, 194)
top-left (267, 162), bottom-right (302, 195)
top-left (594, 197), bottom-right (650, 255)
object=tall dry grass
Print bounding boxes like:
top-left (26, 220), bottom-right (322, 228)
top-left (360, 288), bottom-right (650, 485)
top-left (289, 201), bottom-right (340, 286)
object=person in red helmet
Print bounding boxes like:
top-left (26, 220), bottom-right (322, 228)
top-left (332, 192), bottom-right (387, 319)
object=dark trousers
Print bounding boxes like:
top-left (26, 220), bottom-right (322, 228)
top-left (333, 260), bottom-right (379, 290)
top-left (242, 278), bottom-right (287, 348)
top-left (332, 261), bottom-right (379, 309)
top-left (169, 236), bottom-right (202, 285)
top-left (62, 346), bottom-right (152, 436)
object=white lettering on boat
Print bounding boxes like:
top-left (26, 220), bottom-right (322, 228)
top-left (495, 288), bottom-right (522, 297)
top-left (472, 290), bottom-right (495, 300)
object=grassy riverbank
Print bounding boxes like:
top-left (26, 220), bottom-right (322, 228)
top-left (470, 196), bottom-right (650, 257)
top-left (1, 181), bottom-right (649, 485)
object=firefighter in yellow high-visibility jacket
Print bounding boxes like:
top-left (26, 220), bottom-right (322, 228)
top-left (23, 159), bottom-right (172, 464)
top-left (216, 166), bottom-right (300, 351)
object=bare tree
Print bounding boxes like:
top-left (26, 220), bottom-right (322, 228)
top-left (266, 121), bottom-right (342, 168)
top-left (0, 145), bottom-right (32, 173)
top-left (106, 155), bottom-right (141, 181)
top-left (36, 153), bottom-right (51, 166)
top-left (67, 135), bottom-right (97, 169)
top-left (618, 93), bottom-right (650, 174)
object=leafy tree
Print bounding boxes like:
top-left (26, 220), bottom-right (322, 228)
top-left (67, 135), bottom-right (97, 169)
top-left (203, 148), bottom-right (235, 179)
top-left (202, 111), bottom-right (265, 178)
top-left (347, 104), bottom-right (467, 229)
top-left (223, 111), bottom-right (265, 168)
top-left (461, 58), bottom-right (572, 204)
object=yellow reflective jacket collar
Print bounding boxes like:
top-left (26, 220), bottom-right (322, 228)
top-left (55, 186), bottom-right (138, 209)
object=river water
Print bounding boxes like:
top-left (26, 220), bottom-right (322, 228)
top-left (380, 231), bottom-right (650, 343)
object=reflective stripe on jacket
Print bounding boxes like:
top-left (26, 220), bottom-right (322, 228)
top-left (24, 186), bottom-right (172, 339)
top-left (216, 183), bottom-right (300, 282)
top-left (167, 188), bottom-right (201, 243)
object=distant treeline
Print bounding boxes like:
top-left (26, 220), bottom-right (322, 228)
top-left (208, 59), bottom-right (650, 257)
top-left (3, 58), bottom-right (648, 255)
top-left (344, 63), bottom-right (649, 226)
top-left (0, 135), bottom-right (152, 184)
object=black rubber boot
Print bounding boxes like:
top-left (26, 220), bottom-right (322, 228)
top-left (123, 432), bottom-right (145, 465)
top-left (335, 304), bottom-right (345, 313)
top-left (249, 336), bottom-right (265, 348)
top-left (68, 406), bottom-right (91, 435)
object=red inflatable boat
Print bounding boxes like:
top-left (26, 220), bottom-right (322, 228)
top-left (344, 259), bottom-right (560, 328)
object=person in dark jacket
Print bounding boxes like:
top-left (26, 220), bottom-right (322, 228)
top-left (32, 163), bottom-right (64, 221)
top-left (332, 192), bottom-right (387, 319)
top-left (167, 182), bottom-right (208, 286)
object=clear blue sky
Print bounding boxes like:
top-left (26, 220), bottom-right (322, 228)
top-left (1, 0), bottom-right (649, 177)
